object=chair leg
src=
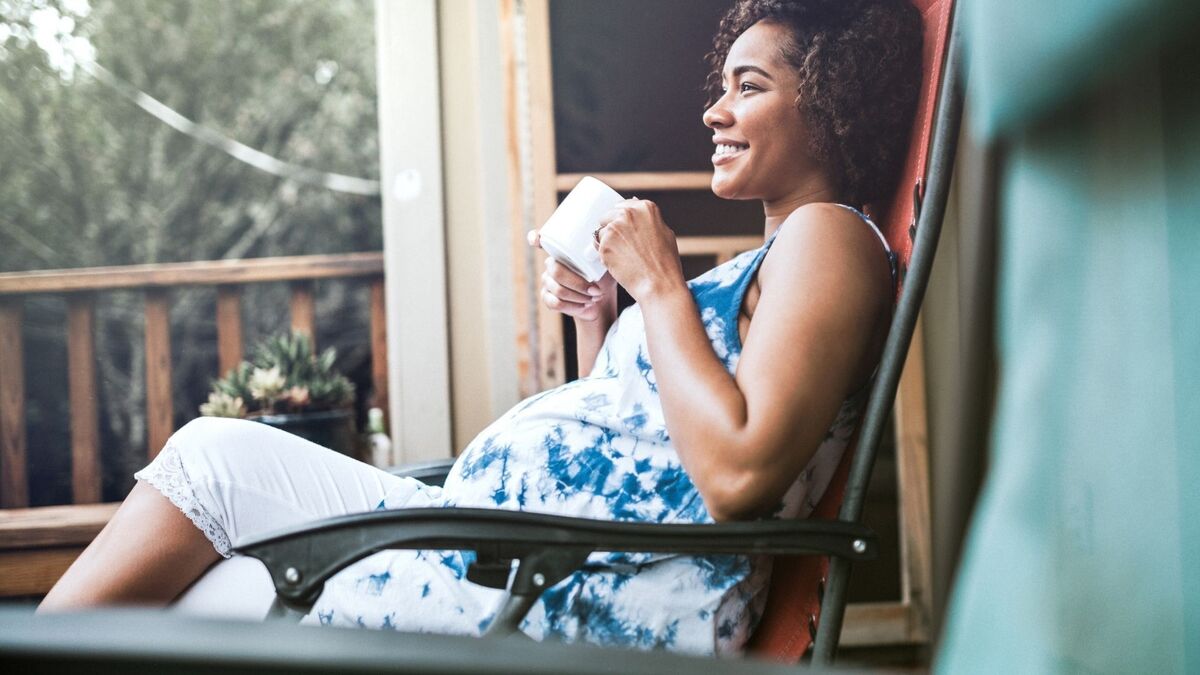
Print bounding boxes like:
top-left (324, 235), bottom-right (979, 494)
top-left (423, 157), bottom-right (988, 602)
top-left (266, 595), bottom-right (309, 623)
top-left (482, 590), bottom-right (540, 638)
top-left (811, 556), bottom-right (852, 664)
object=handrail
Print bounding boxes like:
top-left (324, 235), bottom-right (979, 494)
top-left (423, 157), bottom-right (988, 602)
top-left (0, 252), bottom-right (384, 295)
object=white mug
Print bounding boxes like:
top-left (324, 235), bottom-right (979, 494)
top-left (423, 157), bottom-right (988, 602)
top-left (538, 176), bottom-right (624, 282)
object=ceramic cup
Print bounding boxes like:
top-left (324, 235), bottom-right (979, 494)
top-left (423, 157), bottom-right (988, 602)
top-left (538, 176), bottom-right (624, 282)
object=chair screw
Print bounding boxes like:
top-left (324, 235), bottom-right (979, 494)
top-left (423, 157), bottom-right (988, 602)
top-left (285, 567), bottom-right (302, 585)
top-left (532, 573), bottom-right (546, 587)
top-left (852, 539), bottom-right (867, 554)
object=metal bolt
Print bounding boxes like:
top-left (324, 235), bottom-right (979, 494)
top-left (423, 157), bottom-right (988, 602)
top-left (852, 539), bottom-right (867, 554)
top-left (531, 573), bottom-right (546, 588)
top-left (284, 567), bottom-right (302, 585)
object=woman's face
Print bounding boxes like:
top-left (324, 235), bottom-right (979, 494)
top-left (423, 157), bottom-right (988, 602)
top-left (703, 21), bottom-right (819, 204)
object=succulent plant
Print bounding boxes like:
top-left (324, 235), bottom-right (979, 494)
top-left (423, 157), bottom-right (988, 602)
top-left (199, 391), bottom-right (246, 418)
top-left (201, 331), bottom-right (355, 418)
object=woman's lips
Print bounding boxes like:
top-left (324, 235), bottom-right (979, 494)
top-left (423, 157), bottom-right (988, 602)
top-left (711, 145), bottom-right (748, 166)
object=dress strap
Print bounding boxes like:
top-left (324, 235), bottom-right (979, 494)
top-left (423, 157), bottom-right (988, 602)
top-left (835, 204), bottom-right (900, 294)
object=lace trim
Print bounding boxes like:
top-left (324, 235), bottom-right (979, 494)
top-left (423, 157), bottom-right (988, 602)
top-left (134, 444), bottom-right (233, 558)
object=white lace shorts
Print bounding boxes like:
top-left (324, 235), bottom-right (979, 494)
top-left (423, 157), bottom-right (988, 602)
top-left (134, 416), bottom-right (426, 619)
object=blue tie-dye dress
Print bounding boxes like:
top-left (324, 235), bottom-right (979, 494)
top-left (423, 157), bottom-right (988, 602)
top-left (305, 212), bottom-right (887, 655)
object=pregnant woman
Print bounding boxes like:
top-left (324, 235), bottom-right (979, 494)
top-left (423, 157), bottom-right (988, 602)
top-left (40, 0), bottom-right (921, 656)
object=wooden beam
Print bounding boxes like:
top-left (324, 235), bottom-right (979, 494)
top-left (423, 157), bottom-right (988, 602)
top-left (893, 318), bottom-right (934, 640)
top-left (501, 0), bottom-right (538, 397)
top-left (676, 235), bottom-right (762, 261)
top-left (0, 252), bottom-right (384, 296)
top-left (0, 299), bottom-right (27, 508)
top-left (375, 0), bottom-right (452, 461)
top-left (841, 601), bottom-right (925, 647)
top-left (369, 279), bottom-right (389, 419)
top-left (66, 295), bottom-right (102, 504)
top-left (215, 285), bottom-right (243, 376)
top-left (555, 172), bottom-right (713, 193)
top-left (524, 0), bottom-right (564, 390)
top-left (144, 290), bottom-right (173, 460)
top-left (0, 503), bottom-right (117, 550)
top-left (289, 282), bottom-right (316, 343)
top-left (0, 548), bottom-right (86, 597)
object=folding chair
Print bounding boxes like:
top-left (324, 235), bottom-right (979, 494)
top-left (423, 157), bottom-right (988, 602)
top-left (234, 1), bottom-right (962, 665)
top-left (747, 0), bottom-right (960, 662)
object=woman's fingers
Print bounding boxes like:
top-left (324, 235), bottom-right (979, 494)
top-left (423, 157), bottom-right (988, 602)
top-left (526, 229), bottom-right (541, 248)
top-left (541, 289), bottom-right (599, 319)
top-left (544, 257), bottom-right (600, 298)
top-left (542, 269), bottom-right (593, 304)
top-left (539, 257), bottom-right (607, 320)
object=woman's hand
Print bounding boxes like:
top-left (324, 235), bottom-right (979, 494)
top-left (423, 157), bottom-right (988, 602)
top-left (595, 199), bottom-right (686, 302)
top-left (528, 229), bottom-right (617, 322)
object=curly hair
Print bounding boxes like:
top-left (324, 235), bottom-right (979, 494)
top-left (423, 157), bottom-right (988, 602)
top-left (704, 0), bottom-right (922, 206)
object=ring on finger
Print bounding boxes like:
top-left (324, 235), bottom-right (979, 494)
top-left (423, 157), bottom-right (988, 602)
top-left (593, 224), bottom-right (605, 245)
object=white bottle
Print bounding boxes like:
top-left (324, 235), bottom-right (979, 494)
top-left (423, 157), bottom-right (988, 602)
top-left (367, 407), bottom-right (392, 467)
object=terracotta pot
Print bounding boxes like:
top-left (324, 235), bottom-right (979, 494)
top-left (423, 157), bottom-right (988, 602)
top-left (250, 408), bottom-right (359, 459)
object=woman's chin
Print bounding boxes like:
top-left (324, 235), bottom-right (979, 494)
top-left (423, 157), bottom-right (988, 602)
top-left (709, 175), bottom-right (742, 200)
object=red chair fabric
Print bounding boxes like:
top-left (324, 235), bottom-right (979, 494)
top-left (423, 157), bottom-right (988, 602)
top-left (745, 0), bottom-right (955, 661)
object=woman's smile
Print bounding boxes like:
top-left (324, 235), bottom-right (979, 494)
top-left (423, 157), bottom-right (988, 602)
top-left (712, 139), bottom-right (750, 165)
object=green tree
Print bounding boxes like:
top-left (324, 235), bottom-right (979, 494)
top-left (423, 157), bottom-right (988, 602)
top-left (0, 0), bottom-right (381, 503)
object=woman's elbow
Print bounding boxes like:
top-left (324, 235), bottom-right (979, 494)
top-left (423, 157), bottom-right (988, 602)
top-left (699, 471), bottom-right (776, 523)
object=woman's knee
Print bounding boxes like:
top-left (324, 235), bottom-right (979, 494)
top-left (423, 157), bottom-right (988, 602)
top-left (162, 417), bottom-right (287, 479)
top-left (167, 417), bottom-right (252, 458)
top-left (161, 416), bottom-right (351, 491)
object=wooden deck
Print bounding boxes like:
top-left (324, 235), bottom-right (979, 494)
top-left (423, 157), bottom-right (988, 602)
top-left (0, 503), bottom-right (117, 597)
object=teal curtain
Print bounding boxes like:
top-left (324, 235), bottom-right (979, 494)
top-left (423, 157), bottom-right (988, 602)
top-left (938, 1), bottom-right (1199, 672)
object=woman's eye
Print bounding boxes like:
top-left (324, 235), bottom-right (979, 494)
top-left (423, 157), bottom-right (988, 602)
top-left (715, 82), bottom-right (753, 94)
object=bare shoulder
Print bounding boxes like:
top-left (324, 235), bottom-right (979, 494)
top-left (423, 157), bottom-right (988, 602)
top-left (760, 202), bottom-right (891, 298)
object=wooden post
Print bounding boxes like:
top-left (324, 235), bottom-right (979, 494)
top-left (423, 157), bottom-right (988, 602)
top-left (501, 0), bottom-right (535, 397)
top-left (893, 318), bottom-right (934, 641)
top-left (376, 0), bottom-right (453, 461)
top-left (144, 290), bottom-right (173, 460)
top-left (369, 279), bottom-right (389, 423)
top-left (66, 295), bottom-right (102, 504)
top-left (0, 299), bottom-right (27, 508)
top-left (289, 281), bottom-right (316, 344)
top-left (216, 286), bottom-right (243, 376)
top-left (524, 0), bottom-right (564, 390)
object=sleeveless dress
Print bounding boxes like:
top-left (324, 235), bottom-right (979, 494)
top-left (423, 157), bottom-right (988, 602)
top-left (304, 206), bottom-right (896, 655)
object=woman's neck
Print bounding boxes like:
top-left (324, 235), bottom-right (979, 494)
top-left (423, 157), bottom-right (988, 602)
top-left (761, 180), bottom-right (843, 239)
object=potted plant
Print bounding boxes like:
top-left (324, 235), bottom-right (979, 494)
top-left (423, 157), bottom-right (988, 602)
top-left (199, 331), bottom-right (359, 457)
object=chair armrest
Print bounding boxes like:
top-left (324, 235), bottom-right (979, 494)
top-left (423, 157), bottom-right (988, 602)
top-left (385, 458), bottom-right (456, 487)
top-left (232, 507), bottom-right (877, 611)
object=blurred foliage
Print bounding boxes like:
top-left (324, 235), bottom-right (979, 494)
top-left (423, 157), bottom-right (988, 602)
top-left (0, 0), bottom-right (380, 504)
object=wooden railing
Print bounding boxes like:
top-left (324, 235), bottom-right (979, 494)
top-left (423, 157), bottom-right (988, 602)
top-left (0, 252), bottom-right (387, 510)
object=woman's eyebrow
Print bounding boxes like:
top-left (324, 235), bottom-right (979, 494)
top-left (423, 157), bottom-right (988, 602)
top-left (727, 64), bottom-right (774, 81)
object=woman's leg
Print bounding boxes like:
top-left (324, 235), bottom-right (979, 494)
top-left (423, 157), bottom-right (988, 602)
top-left (38, 481), bottom-right (221, 611)
top-left (39, 417), bottom-right (423, 613)
top-left (171, 555), bottom-right (276, 620)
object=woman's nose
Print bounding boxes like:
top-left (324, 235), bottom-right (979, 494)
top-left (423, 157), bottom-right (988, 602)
top-left (703, 97), bottom-right (733, 129)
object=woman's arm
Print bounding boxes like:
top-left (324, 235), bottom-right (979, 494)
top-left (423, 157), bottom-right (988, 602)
top-left (573, 295), bottom-right (617, 376)
top-left (600, 202), bottom-right (890, 521)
